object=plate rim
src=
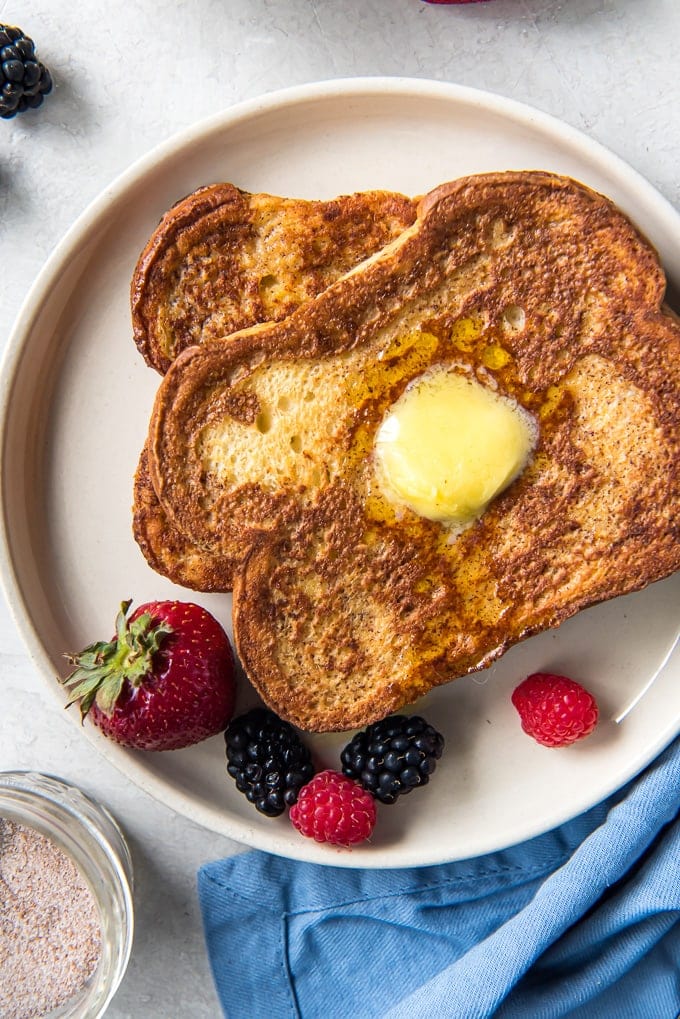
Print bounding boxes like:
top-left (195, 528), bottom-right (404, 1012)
top-left (1, 76), bottom-right (679, 868)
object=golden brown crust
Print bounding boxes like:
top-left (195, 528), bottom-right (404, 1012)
top-left (131, 183), bottom-right (417, 374)
top-left (149, 171), bottom-right (680, 730)
top-left (132, 444), bottom-right (237, 591)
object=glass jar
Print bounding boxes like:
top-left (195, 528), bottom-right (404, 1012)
top-left (0, 771), bottom-right (134, 1018)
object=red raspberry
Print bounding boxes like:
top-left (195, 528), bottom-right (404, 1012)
top-left (289, 770), bottom-right (377, 847)
top-left (511, 673), bottom-right (599, 747)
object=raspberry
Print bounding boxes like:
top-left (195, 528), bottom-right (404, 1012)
top-left (341, 715), bottom-right (444, 804)
top-left (289, 770), bottom-right (376, 846)
top-left (511, 672), bottom-right (599, 747)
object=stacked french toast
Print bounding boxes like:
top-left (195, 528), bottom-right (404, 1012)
top-left (131, 173), bottom-right (680, 732)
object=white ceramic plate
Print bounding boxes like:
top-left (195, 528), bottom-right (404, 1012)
top-left (1, 78), bottom-right (679, 868)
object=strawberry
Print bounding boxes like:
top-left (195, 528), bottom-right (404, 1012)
top-left (62, 600), bottom-right (236, 751)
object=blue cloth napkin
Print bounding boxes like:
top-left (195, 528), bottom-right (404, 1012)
top-left (198, 735), bottom-right (680, 1018)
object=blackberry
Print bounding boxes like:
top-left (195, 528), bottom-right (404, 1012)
top-left (0, 24), bottom-right (52, 120)
top-left (341, 715), bottom-right (444, 804)
top-left (225, 708), bottom-right (315, 817)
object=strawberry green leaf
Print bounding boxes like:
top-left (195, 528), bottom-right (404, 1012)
top-left (60, 600), bottom-right (174, 719)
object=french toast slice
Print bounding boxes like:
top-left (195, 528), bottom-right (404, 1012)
top-left (131, 182), bottom-right (417, 374)
top-left (149, 171), bottom-right (680, 731)
top-left (131, 183), bottom-right (416, 589)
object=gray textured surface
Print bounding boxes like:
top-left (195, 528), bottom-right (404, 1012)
top-left (1, 1), bottom-right (678, 1016)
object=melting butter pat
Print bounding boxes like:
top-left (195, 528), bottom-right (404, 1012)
top-left (374, 366), bottom-right (536, 526)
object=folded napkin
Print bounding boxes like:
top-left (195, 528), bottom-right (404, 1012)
top-left (198, 735), bottom-right (680, 1018)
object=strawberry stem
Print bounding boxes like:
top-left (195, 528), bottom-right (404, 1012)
top-left (61, 600), bottom-right (173, 720)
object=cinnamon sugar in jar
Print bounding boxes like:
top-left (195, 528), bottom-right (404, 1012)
top-left (0, 772), bottom-right (133, 1018)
